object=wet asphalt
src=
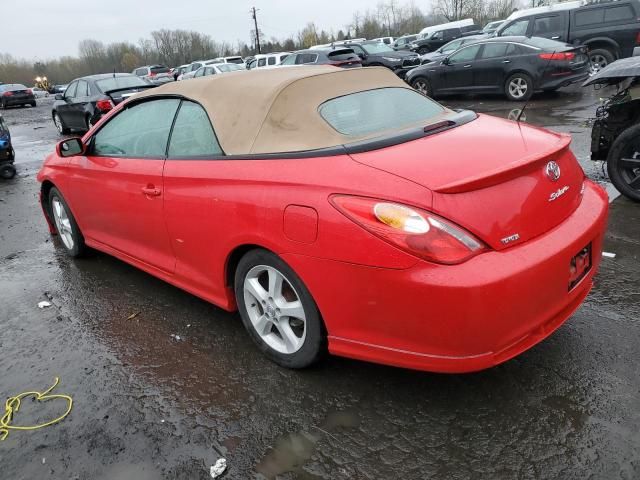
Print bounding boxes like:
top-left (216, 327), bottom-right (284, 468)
top-left (0, 88), bottom-right (639, 479)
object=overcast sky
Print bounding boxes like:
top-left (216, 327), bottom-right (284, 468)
top-left (2, 0), bottom-right (414, 60)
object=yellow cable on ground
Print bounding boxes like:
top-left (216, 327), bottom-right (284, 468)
top-left (0, 377), bottom-right (73, 441)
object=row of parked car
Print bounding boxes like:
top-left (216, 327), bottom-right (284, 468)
top-left (44, 0), bottom-right (639, 135)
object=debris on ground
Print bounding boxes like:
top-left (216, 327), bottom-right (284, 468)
top-left (127, 312), bottom-right (140, 320)
top-left (603, 252), bottom-right (617, 258)
top-left (210, 458), bottom-right (227, 478)
top-left (170, 334), bottom-right (183, 341)
top-left (37, 301), bottom-right (52, 309)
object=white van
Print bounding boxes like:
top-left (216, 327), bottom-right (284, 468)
top-left (418, 18), bottom-right (474, 38)
top-left (248, 52), bottom-right (292, 69)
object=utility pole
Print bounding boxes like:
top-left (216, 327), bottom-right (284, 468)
top-left (251, 7), bottom-right (261, 54)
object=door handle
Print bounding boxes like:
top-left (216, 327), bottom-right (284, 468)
top-left (141, 185), bottom-right (161, 197)
top-left (551, 36), bottom-right (560, 40)
top-left (503, 60), bottom-right (511, 63)
top-left (463, 64), bottom-right (472, 68)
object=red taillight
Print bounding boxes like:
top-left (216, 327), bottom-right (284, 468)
top-left (149, 71), bottom-right (157, 77)
top-left (2, 91), bottom-right (13, 97)
top-left (26, 89), bottom-right (33, 94)
top-left (636, 31), bottom-right (640, 45)
top-left (330, 195), bottom-right (487, 265)
top-left (539, 52), bottom-right (575, 61)
top-left (96, 99), bottom-right (114, 112)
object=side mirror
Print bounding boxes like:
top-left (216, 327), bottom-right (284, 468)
top-left (55, 94), bottom-right (63, 100)
top-left (57, 137), bottom-right (85, 158)
top-left (358, 53), bottom-right (367, 60)
top-left (442, 57), bottom-right (451, 65)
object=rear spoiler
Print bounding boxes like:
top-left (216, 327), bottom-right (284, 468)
top-left (103, 85), bottom-right (156, 97)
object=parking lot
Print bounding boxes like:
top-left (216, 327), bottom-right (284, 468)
top-left (1, 87), bottom-right (639, 479)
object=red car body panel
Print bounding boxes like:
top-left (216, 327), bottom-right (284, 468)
top-left (37, 108), bottom-right (609, 373)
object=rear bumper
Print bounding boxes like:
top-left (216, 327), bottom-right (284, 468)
top-left (540, 70), bottom-right (590, 90)
top-left (3, 96), bottom-right (35, 105)
top-left (283, 181), bottom-right (609, 373)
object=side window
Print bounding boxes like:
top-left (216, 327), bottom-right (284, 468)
top-left (76, 80), bottom-right (88, 97)
top-left (501, 19), bottom-right (530, 36)
top-left (258, 58), bottom-right (266, 67)
top-left (296, 54), bottom-right (317, 64)
top-left (444, 28), bottom-right (460, 40)
top-left (281, 54), bottom-right (296, 65)
top-left (92, 99), bottom-right (180, 157)
top-left (135, 68), bottom-right (146, 76)
top-left (431, 31), bottom-right (444, 40)
top-left (533, 15), bottom-right (564, 34)
top-left (442, 39), bottom-right (462, 53)
top-left (279, 54), bottom-right (289, 62)
top-left (506, 43), bottom-right (521, 56)
top-left (575, 9), bottom-right (604, 27)
top-left (480, 43), bottom-right (508, 59)
top-left (604, 5), bottom-right (634, 23)
top-left (168, 101), bottom-right (223, 157)
top-left (449, 44), bottom-right (481, 63)
top-left (205, 67), bottom-right (215, 75)
top-left (350, 45), bottom-right (365, 55)
top-left (267, 56), bottom-right (276, 65)
top-left (64, 82), bottom-right (77, 99)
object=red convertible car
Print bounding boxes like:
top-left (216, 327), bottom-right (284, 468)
top-left (37, 66), bottom-right (608, 373)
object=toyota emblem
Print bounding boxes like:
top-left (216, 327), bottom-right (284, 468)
top-left (545, 161), bottom-right (561, 182)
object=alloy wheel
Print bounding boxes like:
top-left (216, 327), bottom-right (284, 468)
top-left (508, 77), bottom-right (528, 99)
top-left (243, 265), bottom-right (307, 354)
top-left (413, 79), bottom-right (429, 96)
top-left (51, 197), bottom-right (75, 250)
top-left (53, 113), bottom-right (64, 134)
top-left (590, 54), bottom-right (608, 73)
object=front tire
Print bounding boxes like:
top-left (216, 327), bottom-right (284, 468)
top-left (48, 187), bottom-right (86, 257)
top-left (411, 77), bottom-right (432, 97)
top-left (418, 47), bottom-right (430, 55)
top-left (0, 164), bottom-right (16, 179)
top-left (606, 123), bottom-right (640, 202)
top-left (505, 73), bottom-right (533, 101)
top-left (235, 249), bottom-right (325, 369)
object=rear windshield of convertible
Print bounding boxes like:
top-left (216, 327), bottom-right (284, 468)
top-left (319, 87), bottom-right (445, 137)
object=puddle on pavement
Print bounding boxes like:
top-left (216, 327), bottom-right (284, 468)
top-left (256, 410), bottom-right (360, 479)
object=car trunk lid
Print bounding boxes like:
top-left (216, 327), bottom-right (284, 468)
top-left (348, 114), bottom-right (585, 250)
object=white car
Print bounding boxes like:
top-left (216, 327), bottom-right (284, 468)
top-left (192, 63), bottom-right (246, 78)
top-left (31, 87), bottom-right (49, 98)
top-left (178, 60), bottom-right (215, 81)
top-left (210, 56), bottom-right (245, 67)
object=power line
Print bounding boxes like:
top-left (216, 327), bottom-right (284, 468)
top-left (251, 6), bottom-right (261, 54)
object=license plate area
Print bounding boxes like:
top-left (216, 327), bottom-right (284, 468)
top-left (569, 243), bottom-right (592, 291)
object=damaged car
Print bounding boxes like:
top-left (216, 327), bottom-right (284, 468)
top-left (584, 56), bottom-right (640, 201)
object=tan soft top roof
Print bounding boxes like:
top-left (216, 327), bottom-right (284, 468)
top-left (133, 66), bottom-right (425, 155)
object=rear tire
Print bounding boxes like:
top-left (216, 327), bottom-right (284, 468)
top-left (411, 77), bottom-right (433, 97)
top-left (48, 187), bottom-right (86, 257)
top-left (418, 47), bottom-right (430, 55)
top-left (30, 101), bottom-right (36, 107)
top-left (606, 123), bottom-right (640, 202)
top-left (589, 48), bottom-right (615, 72)
top-left (234, 249), bottom-right (326, 369)
top-left (53, 112), bottom-right (70, 135)
top-left (505, 72), bottom-right (533, 101)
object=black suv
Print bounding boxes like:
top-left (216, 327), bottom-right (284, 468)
top-left (496, 0), bottom-right (640, 70)
top-left (346, 42), bottom-right (421, 77)
top-left (410, 25), bottom-right (482, 54)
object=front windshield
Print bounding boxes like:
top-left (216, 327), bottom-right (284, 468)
top-left (95, 76), bottom-right (148, 92)
top-left (362, 43), bottom-right (394, 54)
